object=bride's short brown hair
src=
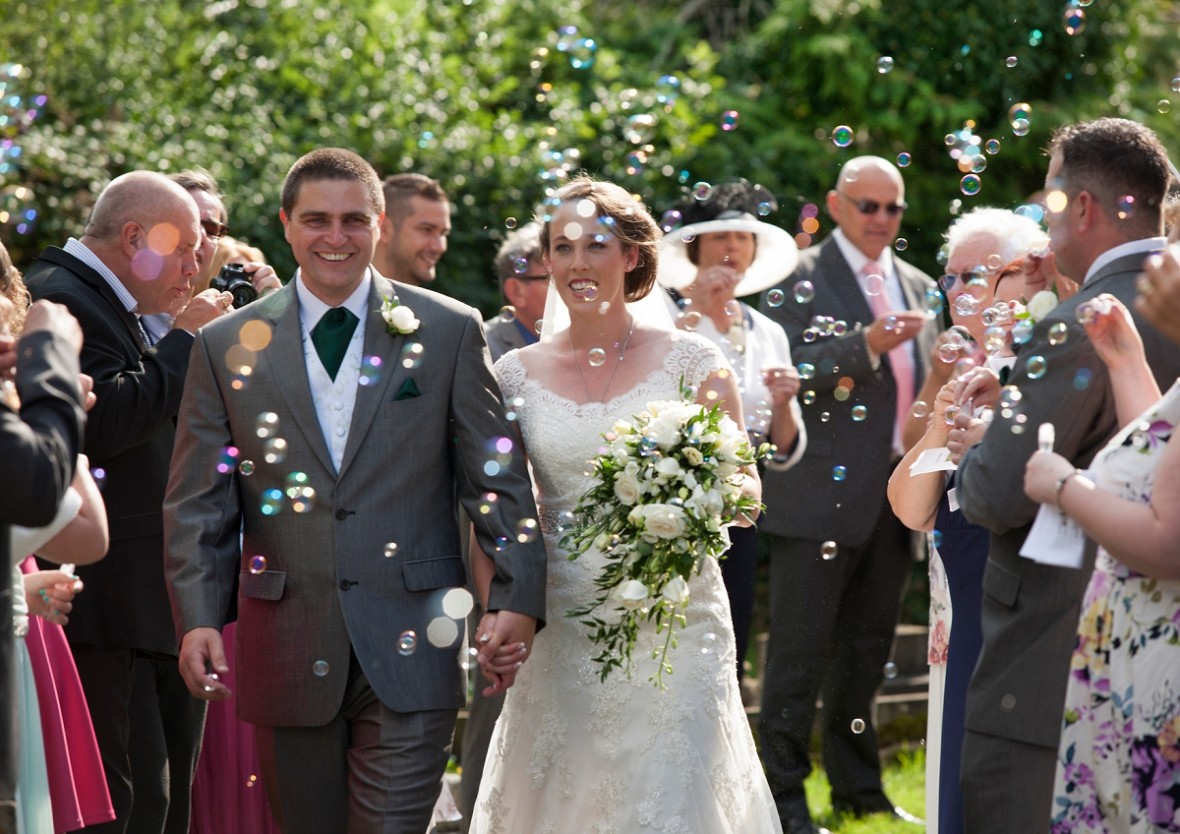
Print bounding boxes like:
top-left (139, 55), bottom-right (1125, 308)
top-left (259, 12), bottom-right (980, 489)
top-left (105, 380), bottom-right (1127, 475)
top-left (537, 175), bottom-right (660, 302)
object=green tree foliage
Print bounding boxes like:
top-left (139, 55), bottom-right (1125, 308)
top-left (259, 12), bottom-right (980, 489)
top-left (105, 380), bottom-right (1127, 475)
top-left (1, 0), bottom-right (1177, 313)
top-left (680, 0), bottom-right (1180, 273)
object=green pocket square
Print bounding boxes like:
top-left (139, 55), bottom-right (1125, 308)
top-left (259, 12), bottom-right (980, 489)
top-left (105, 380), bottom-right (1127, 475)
top-left (395, 377), bottom-right (422, 400)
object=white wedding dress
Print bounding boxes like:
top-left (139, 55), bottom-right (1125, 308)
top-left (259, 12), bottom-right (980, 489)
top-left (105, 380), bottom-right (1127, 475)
top-left (471, 331), bottom-right (782, 834)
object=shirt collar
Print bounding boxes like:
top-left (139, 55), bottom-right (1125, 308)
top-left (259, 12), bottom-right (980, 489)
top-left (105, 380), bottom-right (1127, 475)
top-left (1084, 237), bottom-right (1168, 285)
top-left (63, 238), bottom-right (138, 313)
top-left (294, 268), bottom-right (373, 328)
top-left (832, 227), bottom-right (895, 279)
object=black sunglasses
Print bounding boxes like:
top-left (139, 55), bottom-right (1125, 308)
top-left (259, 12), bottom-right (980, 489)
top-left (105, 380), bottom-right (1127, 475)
top-left (201, 218), bottom-right (230, 240)
top-left (836, 190), bottom-right (907, 217)
top-left (512, 274), bottom-right (550, 283)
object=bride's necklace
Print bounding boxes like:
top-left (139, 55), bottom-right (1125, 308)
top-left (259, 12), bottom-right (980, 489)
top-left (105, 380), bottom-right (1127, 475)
top-left (570, 317), bottom-right (636, 403)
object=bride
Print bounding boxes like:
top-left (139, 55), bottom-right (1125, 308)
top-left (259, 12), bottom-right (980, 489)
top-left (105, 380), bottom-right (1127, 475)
top-left (469, 175), bottom-right (783, 833)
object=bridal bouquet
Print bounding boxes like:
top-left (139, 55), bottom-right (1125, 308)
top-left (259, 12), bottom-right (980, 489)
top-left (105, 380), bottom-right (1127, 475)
top-left (562, 386), bottom-right (765, 687)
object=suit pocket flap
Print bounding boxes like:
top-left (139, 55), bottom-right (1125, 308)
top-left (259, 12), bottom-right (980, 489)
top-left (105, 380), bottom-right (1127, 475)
top-left (402, 556), bottom-right (467, 592)
top-left (982, 560), bottom-right (1021, 608)
top-left (239, 569), bottom-right (287, 601)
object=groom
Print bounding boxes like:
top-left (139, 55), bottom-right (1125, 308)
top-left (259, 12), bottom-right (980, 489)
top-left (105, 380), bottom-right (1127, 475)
top-left (164, 148), bottom-right (546, 834)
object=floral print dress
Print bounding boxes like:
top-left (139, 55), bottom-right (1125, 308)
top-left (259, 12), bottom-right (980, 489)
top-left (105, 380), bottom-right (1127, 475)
top-left (1052, 379), bottom-right (1180, 833)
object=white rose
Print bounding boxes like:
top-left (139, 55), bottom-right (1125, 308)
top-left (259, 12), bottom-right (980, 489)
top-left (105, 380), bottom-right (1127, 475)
top-left (686, 486), bottom-right (723, 520)
top-left (682, 446), bottom-right (704, 467)
top-left (1026, 290), bottom-right (1058, 323)
top-left (384, 304), bottom-right (420, 333)
top-left (660, 575), bottom-right (690, 605)
top-left (617, 579), bottom-right (648, 610)
top-left (613, 469), bottom-right (643, 505)
top-left (639, 504), bottom-right (688, 540)
top-left (717, 428), bottom-right (747, 462)
top-left (655, 456), bottom-right (682, 480)
top-left (647, 414), bottom-right (683, 449)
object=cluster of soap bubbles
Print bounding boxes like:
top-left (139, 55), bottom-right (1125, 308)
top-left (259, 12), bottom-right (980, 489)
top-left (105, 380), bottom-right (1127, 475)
top-left (801, 314), bottom-right (849, 344)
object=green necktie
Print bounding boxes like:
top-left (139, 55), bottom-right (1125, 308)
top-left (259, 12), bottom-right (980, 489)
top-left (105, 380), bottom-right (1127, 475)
top-left (311, 307), bottom-right (359, 380)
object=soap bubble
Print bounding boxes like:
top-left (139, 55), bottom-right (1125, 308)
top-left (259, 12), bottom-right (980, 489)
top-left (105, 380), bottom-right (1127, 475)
top-left (877, 56), bottom-right (895, 74)
top-left (851, 718), bottom-right (866, 734)
top-left (720, 110), bottom-right (740, 131)
top-left (960, 174), bottom-right (982, 196)
top-left (1025, 355), bottom-right (1048, 379)
top-left (821, 541), bottom-right (839, 560)
top-left (312, 660), bottom-right (329, 677)
top-left (832, 125), bottom-right (854, 148)
top-left (896, 152), bottom-right (912, 167)
top-left (793, 281), bottom-right (815, 304)
top-left (249, 555), bottom-right (267, 574)
top-left (766, 288), bottom-right (786, 308)
top-left (587, 348), bottom-right (606, 367)
top-left (397, 631), bottom-right (418, 655)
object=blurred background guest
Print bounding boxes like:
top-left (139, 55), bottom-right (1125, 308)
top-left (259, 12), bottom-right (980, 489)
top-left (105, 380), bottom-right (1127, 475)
top-left (483, 222), bottom-right (547, 361)
top-left (757, 155), bottom-right (936, 834)
top-left (657, 179), bottom-right (805, 685)
top-left (372, 172), bottom-right (451, 288)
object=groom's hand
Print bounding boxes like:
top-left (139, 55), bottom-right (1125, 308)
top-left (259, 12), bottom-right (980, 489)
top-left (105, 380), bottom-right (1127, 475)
top-left (179, 626), bottom-right (232, 701)
top-left (475, 610), bottom-right (537, 697)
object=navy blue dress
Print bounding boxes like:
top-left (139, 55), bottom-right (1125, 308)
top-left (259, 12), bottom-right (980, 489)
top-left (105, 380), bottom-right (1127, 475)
top-left (933, 472), bottom-right (990, 834)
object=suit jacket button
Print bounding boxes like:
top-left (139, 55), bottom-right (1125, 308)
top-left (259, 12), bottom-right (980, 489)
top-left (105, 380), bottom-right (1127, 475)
top-left (335, 509), bottom-right (348, 520)
top-left (339, 579), bottom-right (351, 590)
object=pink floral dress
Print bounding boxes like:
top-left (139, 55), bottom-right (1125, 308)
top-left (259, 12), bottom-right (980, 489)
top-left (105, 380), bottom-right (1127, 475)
top-left (1051, 380), bottom-right (1180, 833)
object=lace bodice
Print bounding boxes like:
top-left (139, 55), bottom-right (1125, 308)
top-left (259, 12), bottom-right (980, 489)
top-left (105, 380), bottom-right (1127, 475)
top-left (495, 330), bottom-right (728, 519)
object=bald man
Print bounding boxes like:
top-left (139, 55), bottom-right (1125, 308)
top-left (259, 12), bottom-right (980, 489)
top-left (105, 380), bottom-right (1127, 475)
top-left (758, 156), bottom-right (937, 833)
top-left (25, 172), bottom-right (232, 834)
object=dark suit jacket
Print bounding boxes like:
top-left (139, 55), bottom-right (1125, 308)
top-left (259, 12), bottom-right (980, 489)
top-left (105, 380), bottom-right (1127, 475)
top-left (759, 235), bottom-right (938, 545)
top-left (165, 276), bottom-right (547, 726)
top-left (25, 246), bottom-right (195, 654)
top-left (0, 328), bottom-right (84, 806)
top-left (957, 250), bottom-right (1180, 748)
top-left (483, 315), bottom-right (532, 362)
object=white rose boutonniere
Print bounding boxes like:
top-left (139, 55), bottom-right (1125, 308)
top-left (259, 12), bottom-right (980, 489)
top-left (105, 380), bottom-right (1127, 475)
top-left (381, 296), bottom-right (420, 336)
top-left (1025, 290), bottom-right (1058, 324)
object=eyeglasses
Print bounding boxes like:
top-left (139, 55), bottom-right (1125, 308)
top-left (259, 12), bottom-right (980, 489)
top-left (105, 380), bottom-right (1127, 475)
top-left (512, 273), bottom-right (550, 283)
top-left (836, 190), bottom-right (907, 217)
top-left (201, 219), bottom-right (230, 240)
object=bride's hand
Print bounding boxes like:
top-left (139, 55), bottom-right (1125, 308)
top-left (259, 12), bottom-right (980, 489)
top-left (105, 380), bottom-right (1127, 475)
top-left (475, 610), bottom-right (537, 696)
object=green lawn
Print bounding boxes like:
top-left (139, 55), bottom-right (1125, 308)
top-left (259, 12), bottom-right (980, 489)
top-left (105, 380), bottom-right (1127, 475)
top-left (803, 746), bottom-right (927, 834)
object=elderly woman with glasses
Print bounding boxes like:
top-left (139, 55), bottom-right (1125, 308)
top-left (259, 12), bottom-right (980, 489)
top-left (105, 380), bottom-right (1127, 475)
top-left (888, 207), bottom-right (1047, 834)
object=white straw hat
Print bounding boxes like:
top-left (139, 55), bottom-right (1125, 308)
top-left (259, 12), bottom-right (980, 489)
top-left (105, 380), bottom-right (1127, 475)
top-left (657, 210), bottom-right (799, 298)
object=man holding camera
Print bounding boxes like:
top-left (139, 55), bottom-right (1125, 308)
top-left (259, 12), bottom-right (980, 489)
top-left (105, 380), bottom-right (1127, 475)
top-left (24, 171), bottom-right (234, 834)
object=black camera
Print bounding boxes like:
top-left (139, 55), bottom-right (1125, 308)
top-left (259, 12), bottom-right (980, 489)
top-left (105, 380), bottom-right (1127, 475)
top-left (210, 263), bottom-right (258, 309)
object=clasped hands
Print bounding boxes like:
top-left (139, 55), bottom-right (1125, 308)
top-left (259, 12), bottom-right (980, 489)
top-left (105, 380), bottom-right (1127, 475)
top-left (475, 610), bottom-right (538, 697)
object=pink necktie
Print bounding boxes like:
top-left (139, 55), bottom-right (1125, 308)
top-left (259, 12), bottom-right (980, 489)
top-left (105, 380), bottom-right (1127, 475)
top-left (862, 262), bottom-right (914, 451)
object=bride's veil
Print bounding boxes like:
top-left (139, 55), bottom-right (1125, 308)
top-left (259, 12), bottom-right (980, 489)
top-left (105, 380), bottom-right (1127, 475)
top-left (538, 273), bottom-right (677, 345)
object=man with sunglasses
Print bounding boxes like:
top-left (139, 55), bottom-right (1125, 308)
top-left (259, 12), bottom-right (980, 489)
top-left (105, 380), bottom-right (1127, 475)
top-left (759, 155), bottom-right (936, 834)
top-left (24, 172), bottom-right (233, 834)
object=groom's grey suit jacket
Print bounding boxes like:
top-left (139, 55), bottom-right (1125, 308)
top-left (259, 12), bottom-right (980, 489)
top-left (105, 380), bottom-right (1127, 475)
top-left (957, 251), bottom-right (1180, 749)
top-left (165, 274), bottom-right (547, 727)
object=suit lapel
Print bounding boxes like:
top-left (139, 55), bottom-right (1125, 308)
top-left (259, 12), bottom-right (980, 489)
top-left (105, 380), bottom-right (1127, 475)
top-left (258, 286), bottom-right (336, 476)
top-left (40, 247), bottom-right (148, 349)
top-left (337, 277), bottom-right (406, 478)
top-left (819, 239), bottom-right (875, 325)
